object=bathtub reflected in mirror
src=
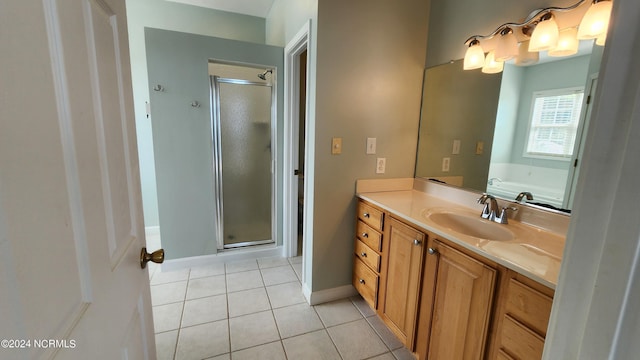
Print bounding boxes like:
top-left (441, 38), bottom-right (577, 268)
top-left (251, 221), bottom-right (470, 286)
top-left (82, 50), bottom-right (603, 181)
top-left (416, 44), bottom-right (604, 212)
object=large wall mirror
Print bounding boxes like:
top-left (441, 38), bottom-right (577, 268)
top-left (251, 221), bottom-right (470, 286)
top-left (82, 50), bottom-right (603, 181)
top-left (415, 43), bottom-right (603, 213)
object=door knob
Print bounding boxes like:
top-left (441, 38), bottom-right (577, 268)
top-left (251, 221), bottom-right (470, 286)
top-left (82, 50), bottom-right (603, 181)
top-left (140, 247), bottom-right (165, 269)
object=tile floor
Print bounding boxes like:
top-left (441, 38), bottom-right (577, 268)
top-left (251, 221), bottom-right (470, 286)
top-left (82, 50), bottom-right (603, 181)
top-left (149, 256), bottom-right (416, 360)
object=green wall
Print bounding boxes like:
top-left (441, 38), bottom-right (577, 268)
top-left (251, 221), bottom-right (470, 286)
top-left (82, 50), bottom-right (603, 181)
top-left (310, 0), bottom-right (430, 292)
top-left (126, 0), bottom-right (266, 228)
top-left (145, 28), bottom-right (283, 259)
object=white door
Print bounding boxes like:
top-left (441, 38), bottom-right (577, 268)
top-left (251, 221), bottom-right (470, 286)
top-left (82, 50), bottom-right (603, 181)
top-left (0, 1), bottom-right (157, 359)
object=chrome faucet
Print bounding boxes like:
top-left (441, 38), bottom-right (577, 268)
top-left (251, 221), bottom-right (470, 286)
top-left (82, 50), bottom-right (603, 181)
top-left (477, 194), bottom-right (518, 224)
top-left (477, 194), bottom-right (499, 221)
top-left (515, 191), bottom-right (534, 203)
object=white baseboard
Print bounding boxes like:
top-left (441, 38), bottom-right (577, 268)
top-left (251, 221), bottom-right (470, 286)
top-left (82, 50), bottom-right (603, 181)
top-left (303, 284), bottom-right (358, 305)
top-left (161, 246), bottom-right (283, 272)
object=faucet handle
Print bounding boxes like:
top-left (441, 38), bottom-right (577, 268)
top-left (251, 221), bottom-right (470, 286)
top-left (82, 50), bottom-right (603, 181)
top-left (496, 206), bottom-right (518, 224)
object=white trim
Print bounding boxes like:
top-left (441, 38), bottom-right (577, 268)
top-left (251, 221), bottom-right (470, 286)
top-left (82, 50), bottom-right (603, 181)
top-left (160, 246), bottom-right (283, 272)
top-left (303, 284), bottom-right (358, 306)
top-left (283, 20), bottom-right (311, 259)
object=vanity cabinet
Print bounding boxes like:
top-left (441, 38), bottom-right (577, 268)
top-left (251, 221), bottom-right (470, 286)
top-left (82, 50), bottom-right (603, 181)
top-left (352, 199), bottom-right (555, 360)
top-left (488, 270), bottom-right (554, 360)
top-left (378, 216), bottom-right (426, 348)
top-left (353, 201), bottom-right (385, 309)
top-left (415, 238), bottom-right (497, 360)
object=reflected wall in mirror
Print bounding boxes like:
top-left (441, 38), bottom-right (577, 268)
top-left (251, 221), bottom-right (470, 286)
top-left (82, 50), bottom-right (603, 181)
top-left (415, 45), bottom-right (603, 212)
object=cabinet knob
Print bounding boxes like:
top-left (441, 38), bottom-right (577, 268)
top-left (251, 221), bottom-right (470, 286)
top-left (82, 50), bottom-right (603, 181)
top-left (363, 212), bottom-right (370, 218)
top-left (359, 279), bottom-right (365, 284)
top-left (428, 248), bottom-right (438, 255)
top-left (360, 252), bottom-right (367, 257)
top-left (361, 232), bottom-right (369, 238)
top-left (413, 239), bottom-right (422, 246)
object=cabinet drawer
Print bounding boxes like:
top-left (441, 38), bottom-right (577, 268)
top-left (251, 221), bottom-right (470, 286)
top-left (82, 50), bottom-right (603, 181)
top-left (358, 201), bottom-right (384, 231)
top-left (355, 239), bottom-right (381, 272)
top-left (500, 315), bottom-right (544, 360)
top-left (356, 220), bottom-right (383, 252)
top-left (353, 257), bottom-right (379, 309)
top-left (505, 279), bottom-right (553, 336)
top-left (497, 350), bottom-right (515, 360)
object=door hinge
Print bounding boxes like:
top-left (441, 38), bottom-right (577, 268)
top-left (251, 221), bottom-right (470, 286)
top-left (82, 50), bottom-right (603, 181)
top-left (586, 95), bottom-right (591, 104)
top-left (574, 158), bottom-right (579, 167)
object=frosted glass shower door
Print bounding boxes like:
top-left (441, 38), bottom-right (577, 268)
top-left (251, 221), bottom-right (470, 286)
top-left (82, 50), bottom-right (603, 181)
top-left (211, 76), bottom-right (274, 249)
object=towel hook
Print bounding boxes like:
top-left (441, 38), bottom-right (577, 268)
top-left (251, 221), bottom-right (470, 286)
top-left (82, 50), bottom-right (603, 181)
top-left (191, 101), bottom-right (200, 108)
top-left (153, 84), bottom-right (164, 92)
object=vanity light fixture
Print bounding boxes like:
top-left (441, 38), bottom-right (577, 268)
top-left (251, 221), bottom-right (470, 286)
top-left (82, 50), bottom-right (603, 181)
top-left (549, 27), bottom-right (580, 57)
top-left (528, 13), bottom-right (560, 52)
top-left (515, 41), bottom-right (540, 66)
top-left (463, 39), bottom-right (485, 70)
top-left (462, 0), bottom-right (613, 72)
top-left (482, 51), bottom-right (504, 74)
top-left (578, 0), bottom-right (613, 40)
top-left (495, 27), bottom-right (519, 61)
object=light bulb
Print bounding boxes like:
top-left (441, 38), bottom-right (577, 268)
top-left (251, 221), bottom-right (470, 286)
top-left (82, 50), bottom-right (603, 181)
top-left (529, 14), bottom-right (559, 52)
top-left (578, 0), bottom-right (613, 40)
top-left (549, 27), bottom-right (579, 57)
top-left (463, 40), bottom-right (485, 70)
top-left (482, 51), bottom-right (504, 74)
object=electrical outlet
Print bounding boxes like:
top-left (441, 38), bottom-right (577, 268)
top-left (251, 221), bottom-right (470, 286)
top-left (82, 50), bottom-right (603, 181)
top-left (442, 157), bottom-right (450, 172)
top-left (376, 158), bottom-right (386, 174)
top-left (366, 137), bottom-right (377, 154)
top-left (476, 141), bottom-right (484, 155)
top-left (332, 137), bottom-right (342, 155)
top-left (452, 140), bottom-right (461, 154)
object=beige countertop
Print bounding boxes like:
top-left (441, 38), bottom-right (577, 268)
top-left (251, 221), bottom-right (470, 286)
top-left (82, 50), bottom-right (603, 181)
top-left (357, 189), bottom-right (565, 289)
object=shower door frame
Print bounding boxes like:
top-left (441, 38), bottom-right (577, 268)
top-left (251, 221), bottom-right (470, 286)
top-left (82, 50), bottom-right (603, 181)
top-left (210, 75), bottom-right (277, 250)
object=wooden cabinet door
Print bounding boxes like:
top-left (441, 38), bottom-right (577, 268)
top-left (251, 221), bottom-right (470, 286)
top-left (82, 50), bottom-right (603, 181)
top-left (379, 217), bottom-right (426, 348)
top-left (426, 240), bottom-right (497, 360)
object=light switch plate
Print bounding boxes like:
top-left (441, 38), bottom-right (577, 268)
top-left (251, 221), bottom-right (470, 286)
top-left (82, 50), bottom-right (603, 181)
top-left (332, 137), bottom-right (342, 155)
top-left (476, 141), bottom-right (484, 155)
top-left (366, 137), bottom-right (377, 154)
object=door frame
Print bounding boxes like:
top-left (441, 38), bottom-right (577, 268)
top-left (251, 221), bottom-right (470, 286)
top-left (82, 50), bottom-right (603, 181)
top-left (283, 21), bottom-right (311, 260)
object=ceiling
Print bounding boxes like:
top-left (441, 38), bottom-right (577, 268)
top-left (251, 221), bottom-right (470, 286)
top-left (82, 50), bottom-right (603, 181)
top-left (166, 0), bottom-right (276, 18)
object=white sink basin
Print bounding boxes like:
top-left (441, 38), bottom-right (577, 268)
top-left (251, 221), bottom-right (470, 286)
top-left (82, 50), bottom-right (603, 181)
top-left (424, 210), bottom-right (515, 242)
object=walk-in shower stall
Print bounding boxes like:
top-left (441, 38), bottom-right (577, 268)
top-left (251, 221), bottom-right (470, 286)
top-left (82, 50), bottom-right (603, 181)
top-left (209, 65), bottom-right (276, 249)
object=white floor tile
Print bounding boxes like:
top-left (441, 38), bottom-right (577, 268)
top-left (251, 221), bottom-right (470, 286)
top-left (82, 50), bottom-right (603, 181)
top-left (153, 302), bottom-right (184, 333)
top-left (288, 256), bottom-right (303, 265)
top-left (327, 319), bottom-right (388, 360)
top-left (258, 256), bottom-right (290, 269)
top-left (261, 265), bottom-right (298, 286)
top-left (367, 315), bottom-right (404, 350)
top-left (273, 303), bottom-right (324, 339)
top-left (207, 354), bottom-right (230, 360)
top-left (186, 275), bottom-right (226, 300)
top-left (291, 262), bottom-right (302, 280)
top-left (350, 295), bottom-right (376, 317)
top-left (155, 330), bottom-right (178, 360)
top-left (181, 294), bottom-right (227, 328)
top-left (282, 330), bottom-right (341, 360)
top-left (227, 287), bottom-right (271, 318)
top-left (265, 281), bottom-right (306, 309)
top-left (368, 353), bottom-right (396, 360)
top-left (231, 341), bottom-right (286, 360)
top-left (225, 259), bottom-right (258, 274)
top-left (393, 347), bottom-right (417, 360)
top-left (175, 320), bottom-right (229, 360)
top-left (314, 298), bottom-right (363, 327)
top-left (226, 270), bottom-right (263, 293)
top-left (151, 281), bottom-right (187, 306)
top-left (151, 268), bottom-right (190, 285)
top-left (229, 310), bottom-right (280, 351)
top-left (190, 263), bottom-right (225, 279)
